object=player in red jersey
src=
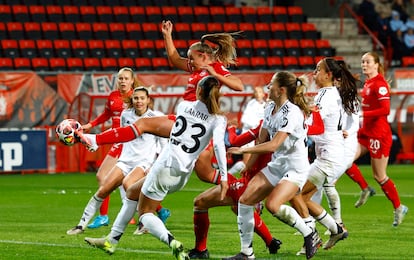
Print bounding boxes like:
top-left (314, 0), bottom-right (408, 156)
top-left (345, 52), bottom-right (408, 226)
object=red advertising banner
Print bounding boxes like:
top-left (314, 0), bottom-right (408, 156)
top-left (0, 72), bottom-right (67, 128)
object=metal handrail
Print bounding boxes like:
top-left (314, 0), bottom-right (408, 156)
top-left (339, 2), bottom-right (389, 72)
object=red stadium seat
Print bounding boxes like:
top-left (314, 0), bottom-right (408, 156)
top-left (283, 56), bottom-right (300, 70)
top-left (138, 39), bottom-right (156, 58)
top-left (256, 6), bottom-right (272, 23)
top-left (266, 56), bottom-right (283, 70)
top-left (14, 57), bottom-right (32, 71)
top-left (19, 39), bottom-right (37, 58)
top-left (268, 39), bottom-right (285, 56)
top-left (92, 23), bottom-right (110, 39)
top-left (88, 39), bottom-right (105, 58)
top-left (178, 6), bottom-right (194, 23)
top-left (54, 39), bottom-right (72, 58)
top-left (155, 39), bottom-right (166, 56)
top-left (315, 39), bottom-right (334, 56)
top-left (300, 39), bottom-right (316, 56)
top-left (7, 22), bottom-right (24, 39)
top-left (298, 56), bottom-right (315, 69)
top-left (63, 5), bottom-right (80, 23)
top-left (71, 39), bottom-right (88, 58)
top-left (152, 57), bottom-right (170, 71)
top-left (0, 5), bottom-right (12, 22)
top-left (129, 6), bottom-right (145, 23)
top-left (235, 57), bottom-right (251, 70)
top-left (49, 57), bottom-right (67, 71)
top-left (145, 6), bottom-right (162, 23)
top-left (225, 6), bottom-right (242, 23)
top-left (79, 6), bottom-right (97, 23)
top-left (31, 57), bottom-right (49, 71)
top-left (402, 56), bottom-right (414, 67)
top-left (36, 39), bottom-right (53, 58)
top-left (255, 23), bottom-right (271, 39)
top-left (76, 23), bottom-right (93, 40)
top-left (0, 22), bottom-right (6, 39)
top-left (174, 23), bottom-right (192, 40)
top-left (272, 6), bottom-right (289, 23)
top-left (236, 39), bottom-right (253, 57)
top-left (134, 57), bottom-right (152, 71)
top-left (96, 6), bottom-right (113, 23)
top-left (0, 57), bottom-right (13, 70)
top-left (174, 39), bottom-right (188, 57)
top-left (250, 56), bottom-right (267, 70)
top-left (270, 23), bottom-right (287, 39)
top-left (41, 22), bottom-right (59, 40)
top-left (287, 6), bottom-right (305, 23)
top-left (207, 23), bottom-right (223, 34)
top-left (1, 39), bottom-right (19, 58)
top-left (210, 6), bottom-right (226, 23)
top-left (284, 39), bottom-right (301, 56)
top-left (24, 22), bottom-right (41, 40)
top-left (118, 57), bottom-right (135, 68)
top-left (239, 23), bottom-right (255, 40)
top-left (12, 5), bottom-right (29, 22)
top-left (66, 57), bottom-right (84, 71)
top-left (123, 40), bottom-right (139, 58)
top-left (104, 39), bottom-right (122, 57)
top-left (240, 6), bottom-right (257, 23)
top-left (192, 23), bottom-right (207, 39)
top-left (59, 22), bottom-right (76, 40)
top-left (252, 39), bottom-right (269, 56)
top-left (109, 23), bottom-right (126, 39)
top-left (113, 6), bottom-right (129, 23)
top-left (161, 6), bottom-right (178, 22)
top-left (142, 23), bottom-right (159, 39)
top-left (301, 23), bottom-right (320, 39)
top-left (125, 23), bottom-right (142, 40)
top-left (286, 22), bottom-right (303, 39)
top-left (84, 57), bottom-right (102, 71)
top-left (46, 5), bottom-right (63, 23)
top-left (29, 5), bottom-right (46, 22)
top-left (193, 6), bottom-right (210, 23)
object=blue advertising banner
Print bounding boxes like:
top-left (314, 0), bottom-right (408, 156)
top-left (0, 129), bottom-right (47, 172)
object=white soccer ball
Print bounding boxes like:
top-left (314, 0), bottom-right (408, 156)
top-left (55, 119), bottom-right (82, 146)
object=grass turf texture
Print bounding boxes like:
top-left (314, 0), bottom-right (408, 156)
top-left (0, 165), bottom-right (413, 259)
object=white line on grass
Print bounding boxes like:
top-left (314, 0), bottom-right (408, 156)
top-left (0, 240), bottom-right (170, 255)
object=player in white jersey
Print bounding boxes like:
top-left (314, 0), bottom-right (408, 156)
top-left (295, 58), bottom-right (359, 252)
top-left (83, 76), bottom-right (228, 260)
top-left (224, 71), bottom-right (321, 260)
top-left (66, 87), bottom-right (167, 235)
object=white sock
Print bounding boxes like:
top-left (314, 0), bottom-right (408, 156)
top-left (303, 216), bottom-right (316, 231)
top-left (273, 204), bottom-right (312, 237)
top-left (78, 194), bottom-right (103, 229)
top-left (238, 203), bottom-right (254, 256)
top-left (228, 161), bottom-right (245, 175)
top-left (315, 210), bottom-right (339, 234)
top-left (140, 212), bottom-right (171, 246)
top-left (119, 185), bottom-right (126, 201)
top-left (311, 188), bottom-right (323, 205)
top-left (323, 185), bottom-right (342, 223)
top-left (108, 198), bottom-right (138, 244)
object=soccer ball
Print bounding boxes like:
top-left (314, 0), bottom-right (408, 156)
top-left (55, 119), bottom-right (82, 146)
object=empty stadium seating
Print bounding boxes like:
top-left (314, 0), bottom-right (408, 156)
top-left (0, 2), bottom-right (339, 72)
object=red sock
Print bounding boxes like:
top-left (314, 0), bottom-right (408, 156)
top-left (345, 163), bottom-right (369, 190)
top-left (193, 211), bottom-right (209, 251)
top-left (230, 130), bottom-right (256, 147)
top-left (379, 178), bottom-right (401, 209)
top-left (156, 204), bottom-right (162, 213)
top-left (100, 196), bottom-right (110, 216)
top-left (96, 125), bottom-right (140, 145)
top-left (253, 211), bottom-right (273, 246)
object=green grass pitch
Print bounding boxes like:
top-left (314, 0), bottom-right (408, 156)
top-left (0, 165), bottom-right (413, 259)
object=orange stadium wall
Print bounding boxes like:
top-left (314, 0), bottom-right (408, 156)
top-left (1, 70), bottom-right (414, 173)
